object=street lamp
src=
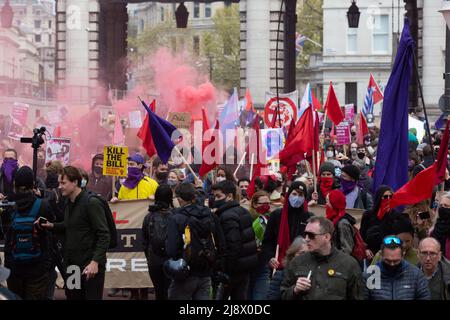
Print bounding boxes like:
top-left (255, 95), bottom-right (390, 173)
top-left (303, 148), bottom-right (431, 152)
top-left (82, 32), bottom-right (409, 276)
top-left (440, 1), bottom-right (450, 116)
top-left (1, 0), bottom-right (13, 28)
top-left (347, 1), bottom-right (361, 28)
top-left (175, 2), bottom-right (189, 28)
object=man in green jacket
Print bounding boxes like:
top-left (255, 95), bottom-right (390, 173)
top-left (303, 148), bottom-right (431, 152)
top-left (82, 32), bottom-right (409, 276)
top-left (42, 166), bottom-right (110, 300)
top-left (281, 216), bottom-right (364, 300)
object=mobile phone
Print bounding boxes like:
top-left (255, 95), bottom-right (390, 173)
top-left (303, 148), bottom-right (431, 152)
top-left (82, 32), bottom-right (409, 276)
top-left (38, 217), bottom-right (48, 225)
top-left (418, 211), bottom-right (430, 220)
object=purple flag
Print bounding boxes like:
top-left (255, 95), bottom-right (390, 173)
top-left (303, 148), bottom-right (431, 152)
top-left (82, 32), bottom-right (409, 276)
top-left (373, 19), bottom-right (415, 192)
top-left (141, 101), bottom-right (178, 164)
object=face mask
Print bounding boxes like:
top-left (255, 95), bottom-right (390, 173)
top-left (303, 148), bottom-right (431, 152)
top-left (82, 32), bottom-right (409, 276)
top-left (241, 189), bottom-right (248, 199)
top-left (81, 178), bottom-right (87, 188)
top-left (438, 207), bottom-right (450, 221)
top-left (270, 190), bottom-right (281, 200)
top-left (335, 168), bottom-right (342, 177)
top-left (289, 195), bottom-right (305, 208)
top-left (212, 198), bottom-right (227, 209)
top-left (167, 179), bottom-right (178, 187)
top-left (351, 150), bottom-right (357, 158)
top-left (156, 171), bottom-right (169, 181)
top-left (93, 166), bottom-right (103, 175)
top-left (357, 152), bottom-right (365, 160)
top-left (255, 203), bottom-right (270, 214)
top-left (340, 176), bottom-right (357, 195)
top-left (326, 151), bottom-right (334, 158)
top-left (382, 261), bottom-right (401, 274)
top-left (216, 176), bottom-right (226, 183)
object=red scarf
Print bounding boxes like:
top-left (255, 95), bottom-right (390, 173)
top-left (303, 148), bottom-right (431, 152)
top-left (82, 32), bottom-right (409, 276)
top-left (319, 177), bottom-right (334, 198)
top-left (325, 189), bottom-right (347, 226)
top-left (376, 199), bottom-right (391, 220)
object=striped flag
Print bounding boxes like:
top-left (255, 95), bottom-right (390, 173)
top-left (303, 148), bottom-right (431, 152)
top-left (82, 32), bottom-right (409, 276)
top-left (362, 73), bottom-right (383, 117)
top-left (296, 32), bottom-right (307, 54)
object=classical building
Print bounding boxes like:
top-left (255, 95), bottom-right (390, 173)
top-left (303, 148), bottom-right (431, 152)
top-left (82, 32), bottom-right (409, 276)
top-left (298, 0), bottom-right (445, 121)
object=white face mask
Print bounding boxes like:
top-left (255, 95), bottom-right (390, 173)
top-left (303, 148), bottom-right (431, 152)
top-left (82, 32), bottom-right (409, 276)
top-left (216, 176), bottom-right (226, 183)
top-left (270, 190), bottom-right (281, 200)
top-left (326, 151), bottom-right (334, 158)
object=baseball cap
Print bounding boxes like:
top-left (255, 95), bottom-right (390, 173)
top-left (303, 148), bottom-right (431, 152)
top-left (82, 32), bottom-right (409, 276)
top-left (127, 153), bottom-right (145, 165)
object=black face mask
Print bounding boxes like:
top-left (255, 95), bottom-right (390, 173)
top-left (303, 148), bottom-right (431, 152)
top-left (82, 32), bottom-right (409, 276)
top-left (241, 189), bottom-right (248, 199)
top-left (93, 166), bottom-right (103, 175)
top-left (156, 171), bottom-right (169, 181)
top-left (382, 262), bottom-right (402, 274)
top-left (212, 198), bottom-right (227, 209)
top-left (357, 152), bottom-right (365, 160)
top-left (438, 207), bottom-right (450, 221)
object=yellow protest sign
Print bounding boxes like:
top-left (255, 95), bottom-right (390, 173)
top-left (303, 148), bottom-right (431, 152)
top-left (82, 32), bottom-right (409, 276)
top-left (103, 146), bottom-right (129, 176)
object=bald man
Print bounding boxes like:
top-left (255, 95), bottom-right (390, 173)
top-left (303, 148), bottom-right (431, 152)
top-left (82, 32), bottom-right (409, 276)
top-left (418, 238), bottom-right (450, 300)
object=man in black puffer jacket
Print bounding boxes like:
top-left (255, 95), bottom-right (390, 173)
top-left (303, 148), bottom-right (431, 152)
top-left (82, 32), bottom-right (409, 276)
top-left (212, 180), bottom-right (258, 300)
top-left (363, 236), bottom-right (430, 300)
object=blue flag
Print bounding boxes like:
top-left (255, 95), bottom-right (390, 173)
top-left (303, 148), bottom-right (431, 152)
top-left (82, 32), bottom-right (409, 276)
top-left (435, 113), bottom-right (445, 130)
top-left (141, 101), bottom-right (178, 164)
top-left (373, 19), bottom-right (415, 192)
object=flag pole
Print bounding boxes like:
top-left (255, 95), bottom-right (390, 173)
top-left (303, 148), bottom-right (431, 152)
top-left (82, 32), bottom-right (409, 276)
top-left (312, 151), bottom-right (317, 193)
top-left (412, 49), bottom-right (434, 161)
top-left (250, 153), bottom-right (255, 178)
top-left (233, 151), bottom-right (247, 179)
top-left (273, 245), bottom-right (279, 276)
top-left (174, 146), bottom-right (200, 182)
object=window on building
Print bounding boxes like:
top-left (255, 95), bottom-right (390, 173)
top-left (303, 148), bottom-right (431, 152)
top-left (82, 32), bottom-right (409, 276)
top-left (48, 20), bottom-right (52, 29)
top-left (35, 20), bottom-right (41, 29)
top-left (140, 19), bottom-right (144, 32)
top-left (372, 15), bottom-right (389, 53)
top-left (194, 2), bottom-right (200, 18)
top-left (193, 36), bottom-right (200, 55)
top-left (160, 7), bottom-right (164, 21)
top-left (345, 82), bottom-right (358, 109)
top-left (36, 10), bottom-right (40, 15)
top-left (49, 34), bottom-right (52, 43)
top-left (205, 3), bottom-right (211, 18)
top-left (347, 28), bottom-right (357, 53)
top-left (35, 34), bottom-right (41, 43)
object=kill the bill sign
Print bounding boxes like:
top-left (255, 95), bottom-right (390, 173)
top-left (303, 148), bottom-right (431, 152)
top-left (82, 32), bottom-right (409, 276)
top-left (103, 146), bottom-right (129, 177)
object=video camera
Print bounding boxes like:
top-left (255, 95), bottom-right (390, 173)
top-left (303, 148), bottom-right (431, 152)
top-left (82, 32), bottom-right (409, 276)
top-left (20, 127), bottom-right (47, 182)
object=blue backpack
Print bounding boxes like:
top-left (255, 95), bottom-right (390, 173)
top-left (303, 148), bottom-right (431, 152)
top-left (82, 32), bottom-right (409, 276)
top-left (10, 199), bottom-right (43, 263)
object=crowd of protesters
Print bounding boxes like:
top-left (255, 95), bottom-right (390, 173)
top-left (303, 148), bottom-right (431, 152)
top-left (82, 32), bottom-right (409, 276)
top-left (0, 122), bottom-right (450, 301)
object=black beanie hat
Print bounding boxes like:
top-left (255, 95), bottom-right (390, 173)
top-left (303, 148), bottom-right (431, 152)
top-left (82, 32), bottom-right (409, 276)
top-left (14, 166), bottom-right (34, 189)
top-left (392, 214), bottom-right (415, 235)
top-left (319, 161), bottom-right (335, 176)
top-left (341, 164), bottom-right (360, 181)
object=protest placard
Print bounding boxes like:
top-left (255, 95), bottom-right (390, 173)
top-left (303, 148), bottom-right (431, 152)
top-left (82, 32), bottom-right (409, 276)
top-left (45, 138), bottom-right (71, 165)
top-left (8, 103), bottom-right (29, 140)
top-left (336, 121), bottom-right (351, 145)
top-left (103, 146), bottom-right (129, 177)
top-left (167, 112), bottom-right (191, 129)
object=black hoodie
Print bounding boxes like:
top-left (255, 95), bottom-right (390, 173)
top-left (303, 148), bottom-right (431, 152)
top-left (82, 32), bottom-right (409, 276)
top-left (360, 185), bottom-right (400, 253)
top-left (261, 181), bottom-right (314, 264)
top-left (166, 203), bottom-right (226, 277)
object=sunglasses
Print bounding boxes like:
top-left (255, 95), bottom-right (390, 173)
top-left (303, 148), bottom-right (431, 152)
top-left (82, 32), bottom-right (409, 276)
top-left (383, 236), bottom-right (402, 246)
top-left (304, 231), bottom-right (327, 240)
top-left (382, 194), bottom-right (393, 199)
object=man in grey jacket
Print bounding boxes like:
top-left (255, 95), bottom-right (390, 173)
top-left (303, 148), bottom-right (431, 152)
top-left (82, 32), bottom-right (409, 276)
top-left (364, 236), bottom-right (430, 300)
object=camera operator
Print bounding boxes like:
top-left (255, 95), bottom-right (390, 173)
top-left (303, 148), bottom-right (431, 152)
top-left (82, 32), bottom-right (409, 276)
top-left (0, 149), bottom-right (19, 241)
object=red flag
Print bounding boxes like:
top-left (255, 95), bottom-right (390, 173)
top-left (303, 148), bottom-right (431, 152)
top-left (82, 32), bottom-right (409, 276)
top-left (279, 107), bottom-right (315, 169)
top-left (245, 89), bottom-right (255, 112)
top-left (199, 109), bottom-right (221, 177)
top-left (356, 112), bottom-right (369, 145)
top-left (137, 100), bottom-right (157, 158)
top-left (369, 73), bottom-right (384, 105)
top-left (324, 82), bottom-right (344, 126)
top-left (390, 164), bottom-right (436, 208)
top-left (276, 200), bottom-right (291, 265)
top-left (311, 90), bottom-right (322, 111)
top-left (435, 119), bottom-right (450, 184)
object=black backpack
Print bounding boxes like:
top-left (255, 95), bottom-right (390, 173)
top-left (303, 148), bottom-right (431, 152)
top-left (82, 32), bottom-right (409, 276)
top-left (147, 210), bottom-right (170, 257)
top-left (182, 208), bottom-right (217, 270)
top-left (81, 191), bottom-right (118, 249)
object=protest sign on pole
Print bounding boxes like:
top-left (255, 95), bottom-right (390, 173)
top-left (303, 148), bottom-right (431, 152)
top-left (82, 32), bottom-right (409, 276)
top-left (103, 146), bottom-right (129, 177)
top-left (263, 90), bottom-right (298, 128)
top-left (8, 102), bottom-right (29, 140)
top-left (167, 112), bottom-right (191, 129)
top-left (45, 138), bottom-right (71, 165)
top-left (336, 121), bottom-right (351, 145)
top-left (128, 110), bottom-right (143, 128)
top-left (344, 104), bottom-right (355, 124)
